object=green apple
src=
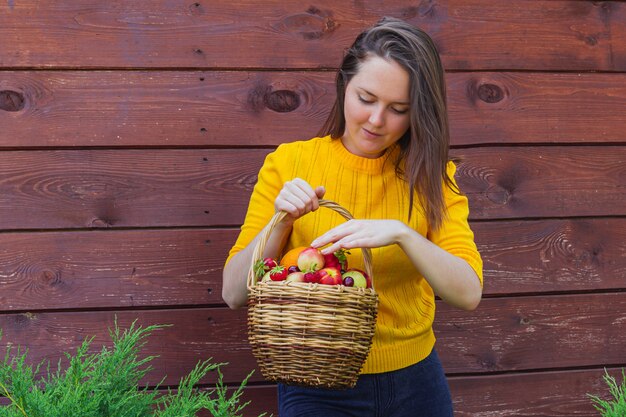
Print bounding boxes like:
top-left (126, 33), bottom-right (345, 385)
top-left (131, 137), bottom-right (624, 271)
top-left (342, 269), bottom-right (367, 288)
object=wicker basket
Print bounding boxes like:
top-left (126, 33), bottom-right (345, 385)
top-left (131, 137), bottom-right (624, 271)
top-left (247, 199), bottom-right (379, 389)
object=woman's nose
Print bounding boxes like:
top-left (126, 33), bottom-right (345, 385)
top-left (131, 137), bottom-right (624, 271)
top-left (368, 107), bottom-right (385, 127)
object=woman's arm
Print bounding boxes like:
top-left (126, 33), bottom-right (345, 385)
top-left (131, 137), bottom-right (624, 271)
top-left (222, 179), bottom-right (326, 309)
top-left (311, 219), bottom-right (482, 311)
top-left (222, 219), bottom-right (293, 309)
top-left (396, 222), bottom-right (482, 310)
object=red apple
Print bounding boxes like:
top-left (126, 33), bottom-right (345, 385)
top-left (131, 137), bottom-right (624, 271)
top-left (317, 267), bottom-right (342, 285)
top-left (342, 269), bottom-right (368, 288)
top-left (285, 271), bottom-right (305, 283)
top-left (297, 247), bottom-right (325, 272)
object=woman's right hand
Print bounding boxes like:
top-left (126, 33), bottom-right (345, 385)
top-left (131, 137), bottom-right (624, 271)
top-left (275, 178), bottom-right (326, 222)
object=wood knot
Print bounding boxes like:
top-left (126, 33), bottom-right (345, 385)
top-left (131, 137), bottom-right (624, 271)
top-left (264, 89), bottom-right (300, 113)
top-left (584, 35), bottom-right (598, 46)
top-left (486, 185), bottom-right (511, 205)
top-left (247, 85), bottom-right (301, 113)
top-left (14, 313), bottom-right (36, 327)
top-left (0, 90), bottom-right (26, 112)
top-left (477, 83), bottom-right (504, 103)
top-left (275, 8), bottom-right (337, 40)
top-left (401, 1), bottom-right (435, 19)
top-left (41, 270), bottom-right (61, 285)
top-left (189, 2), bottom-right (204, 15)
top-left (89, 218), bottom-right (113, 228)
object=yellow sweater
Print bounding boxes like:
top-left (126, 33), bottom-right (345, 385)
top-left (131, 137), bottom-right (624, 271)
top-left (226, 135), bottom-right (483, 374)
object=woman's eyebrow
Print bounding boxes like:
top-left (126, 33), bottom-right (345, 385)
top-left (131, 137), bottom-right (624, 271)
top-left (359, 88), bottom-right (410, 105)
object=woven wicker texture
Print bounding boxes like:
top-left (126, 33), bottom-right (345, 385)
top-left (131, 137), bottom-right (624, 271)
top-left (247, 200), bottom-right (379, 389)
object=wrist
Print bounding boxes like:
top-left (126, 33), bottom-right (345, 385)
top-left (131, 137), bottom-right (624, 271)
top-left (394, 221), bottom-right (413, 246)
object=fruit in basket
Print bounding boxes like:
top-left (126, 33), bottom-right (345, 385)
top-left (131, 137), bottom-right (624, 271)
top-left (285, 271), bottom-right (305, 282)
top-left (297, 247), bottom-right (325, 272)
top-left (318, 267), bottom-right (342, 285)
top-left (253, 257), bottom-right (279, 278)
top-left (280, 246), bottom-right (308, 269)
top-left (287, 265), bottom-right (299, 274)
top-left (342, 276), bottom-right (355, 287)
top-left (323, 249), bottom-right (349, 271)
top-left (342, 269), bottom-right (369, 288)
top-left (260, 271), bottom-right (272, 283)
top-left (269, 265), bottom-right (288, 281)
top-left (303, 271), bottom-right (320, 283)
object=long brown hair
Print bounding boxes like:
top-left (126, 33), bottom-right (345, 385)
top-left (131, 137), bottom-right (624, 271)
top-left (318, 16), bottom-right (457, 231)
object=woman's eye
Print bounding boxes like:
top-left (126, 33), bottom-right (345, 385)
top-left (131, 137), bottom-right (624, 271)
top-left (392, 108), bottom-right (409, 115)
top-left (358, 96), bottom-right (374, 104)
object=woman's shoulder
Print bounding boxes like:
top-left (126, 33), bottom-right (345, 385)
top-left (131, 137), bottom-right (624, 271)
top-left (274, 135), bottom-right (333, 154)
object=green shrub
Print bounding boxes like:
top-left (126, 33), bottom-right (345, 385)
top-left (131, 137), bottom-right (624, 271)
top-left (588, 368), bottom-right (626, 417)
top-left (0, 321), bottom-right (268, 417)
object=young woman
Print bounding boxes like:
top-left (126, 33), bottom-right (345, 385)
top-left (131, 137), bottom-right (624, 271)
top-left (222, 17), bottom-right (483, 416)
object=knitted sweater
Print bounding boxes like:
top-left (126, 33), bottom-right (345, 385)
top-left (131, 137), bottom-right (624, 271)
top-left (226, 135), bottom-right (483, 374)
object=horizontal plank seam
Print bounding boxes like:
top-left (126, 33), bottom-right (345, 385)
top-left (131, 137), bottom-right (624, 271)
top-left (447, 363), bottom-right (626, 379)
top-left (0, 304), bottom-right (229, 316)
top-left (1, 142), bottom-right (625, 152)
top-left (3, 289), bottom-right (626, 316)
top-left (1, 67), bottom-right (626, 74)
top-left (478, 287), bottom-right (626, 300)
top-left (0, 215), bottom-right (624, 234)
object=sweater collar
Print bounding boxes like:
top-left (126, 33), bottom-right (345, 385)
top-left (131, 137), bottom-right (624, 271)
top-left (326, 136), bottom-right (399, 174)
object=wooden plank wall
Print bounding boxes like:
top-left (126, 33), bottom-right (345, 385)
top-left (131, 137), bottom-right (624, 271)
top-left (1, 1), bottom-right (625, 415)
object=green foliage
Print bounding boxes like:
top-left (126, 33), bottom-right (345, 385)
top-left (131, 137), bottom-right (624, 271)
top-left (0, 322), bottom-right (268, 417)
top-left (588, 368), bottom-right (626, 417)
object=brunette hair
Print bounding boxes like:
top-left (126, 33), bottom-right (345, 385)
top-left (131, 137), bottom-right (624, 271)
top-left (318, 16), bottom-right (457, 231)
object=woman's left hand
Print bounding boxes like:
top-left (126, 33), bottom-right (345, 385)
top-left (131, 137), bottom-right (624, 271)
top-left (311, 219), bottom-right (407, 255)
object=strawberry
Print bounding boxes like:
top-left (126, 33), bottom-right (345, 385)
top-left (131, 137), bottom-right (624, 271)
top-left (269, 265), bottom-right (288, 281)
top-left (253, 257), bottom-right (278, 278)
top-left (323, 249), bottom-right (349, 271)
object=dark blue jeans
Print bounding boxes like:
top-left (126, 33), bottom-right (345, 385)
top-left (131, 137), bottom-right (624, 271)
top-left (278, 348), bottom-right (453, 417)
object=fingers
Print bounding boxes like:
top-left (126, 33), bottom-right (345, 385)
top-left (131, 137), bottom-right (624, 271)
top-left (311, 221), bottom-right (356, 254)
top-left (311, 220), bottom-right (403, 254)
top-left (275, 178), bottom-right (324, 219)
top-left (315, 186), bottom-right (326, 199)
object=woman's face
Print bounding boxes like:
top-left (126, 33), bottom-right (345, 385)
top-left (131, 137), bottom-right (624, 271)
top-left (341, 55), bottom-right (411, 159)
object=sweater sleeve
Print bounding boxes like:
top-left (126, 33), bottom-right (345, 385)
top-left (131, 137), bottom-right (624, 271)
top-left (427, 161), bottom-right (484, 287)
top-left (224, 144), bottom-right (293, 266)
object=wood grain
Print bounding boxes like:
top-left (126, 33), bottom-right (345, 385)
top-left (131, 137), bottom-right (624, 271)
top-left (475, 218), bottom-right (626, 296)
top-left (434, 293), bottom-right (626, 374)
top-left (0, 294), bottom-right (624, 386)
top-left (0, 71), bottom-right (332, 148)
top-left (0, 369), bottom-right (617, 417)
top-left (0, 229), bottom-right (228, 310)
top-left (2, 71), bottom-right (626, 148)
top-left (213, 367), bottom-right (624, 417)
top-left (0, 308), bottom-right (255, 386)
top-left (453, 146), bottom-right (626, 220)
top-left (0, 218), bottom-right (623, 311)
top-left (0, 148), bottom-right (270, 229)
top-left (0, 147), bottom-right (622, 230)
top-left (448, 367), bottom-right (619, 417)
top-left (0, 1), bottom-right (624, 71)
top-left (447, 72), bottom-right (626, 146)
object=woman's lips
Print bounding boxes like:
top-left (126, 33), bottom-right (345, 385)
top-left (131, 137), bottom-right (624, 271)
top-left (362, 128), bottom-right (382, 139)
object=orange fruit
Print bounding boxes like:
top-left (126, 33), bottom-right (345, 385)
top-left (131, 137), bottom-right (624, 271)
top-left (280, 246), bottom-right (308, 268)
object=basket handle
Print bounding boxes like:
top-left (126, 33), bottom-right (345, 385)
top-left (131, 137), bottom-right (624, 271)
top-left (247, 199), bottom-right (374, 289)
